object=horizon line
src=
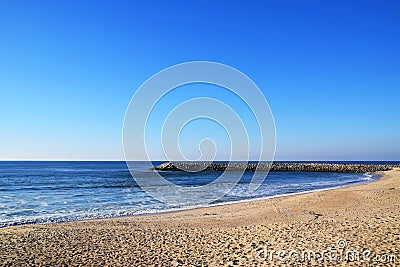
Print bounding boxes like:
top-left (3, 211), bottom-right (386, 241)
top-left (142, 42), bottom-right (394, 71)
top-left (0, 159), bottom-right (399, 162)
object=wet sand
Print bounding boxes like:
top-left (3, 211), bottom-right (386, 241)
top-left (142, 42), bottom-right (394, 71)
top-left (1, 169), bottom-right (399, 266)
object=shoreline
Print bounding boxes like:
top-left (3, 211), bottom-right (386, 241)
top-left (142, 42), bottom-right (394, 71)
top-left (89, 171), bottom-right (383, 224)
top-left (0, 172), bottom-right (379, 229)
top-left (1, 169), bottom-right (399, 265)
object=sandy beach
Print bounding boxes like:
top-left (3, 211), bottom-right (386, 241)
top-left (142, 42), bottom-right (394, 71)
top-left (1, 169), bottom-right (399, 266)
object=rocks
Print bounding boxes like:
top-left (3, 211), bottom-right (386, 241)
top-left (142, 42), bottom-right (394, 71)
top-left (153, 162), bottom-right (399, 173)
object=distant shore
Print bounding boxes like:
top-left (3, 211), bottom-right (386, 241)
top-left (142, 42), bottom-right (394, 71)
top-left (153, 161), bottom-right (399, 172)
top-left (1, 168), bottom-right (399, 265)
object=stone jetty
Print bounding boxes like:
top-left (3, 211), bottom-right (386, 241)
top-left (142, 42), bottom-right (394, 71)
top-left (153, 162), bottom-right (399, 173)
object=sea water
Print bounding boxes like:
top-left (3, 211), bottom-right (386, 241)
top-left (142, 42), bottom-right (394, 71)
top-left (0, 161), bottom-right (391, 228)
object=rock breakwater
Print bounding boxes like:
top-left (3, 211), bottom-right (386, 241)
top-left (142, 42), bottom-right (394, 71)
top-left (153, 162), bottom-right (398, 173)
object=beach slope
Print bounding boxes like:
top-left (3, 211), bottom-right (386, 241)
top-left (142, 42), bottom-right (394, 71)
top-left (1, 169), bottom-right (399, 266)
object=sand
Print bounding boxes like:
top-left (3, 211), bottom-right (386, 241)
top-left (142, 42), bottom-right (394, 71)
top-left (1, 169), bottom-right (399, 266)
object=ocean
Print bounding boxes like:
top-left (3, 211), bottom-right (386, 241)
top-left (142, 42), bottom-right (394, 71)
top-left (0, 161), bottom-right (394, 228)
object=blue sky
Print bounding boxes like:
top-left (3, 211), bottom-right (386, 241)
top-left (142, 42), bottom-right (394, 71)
top-left (0, 0), bottom-right (399, 160)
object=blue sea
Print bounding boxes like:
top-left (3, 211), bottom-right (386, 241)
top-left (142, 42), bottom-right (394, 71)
top-left (0, 161), bottom-right (394, 228)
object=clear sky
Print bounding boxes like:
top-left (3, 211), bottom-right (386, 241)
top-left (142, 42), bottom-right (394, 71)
top-left (0, 0), bottom-right (399, 161)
